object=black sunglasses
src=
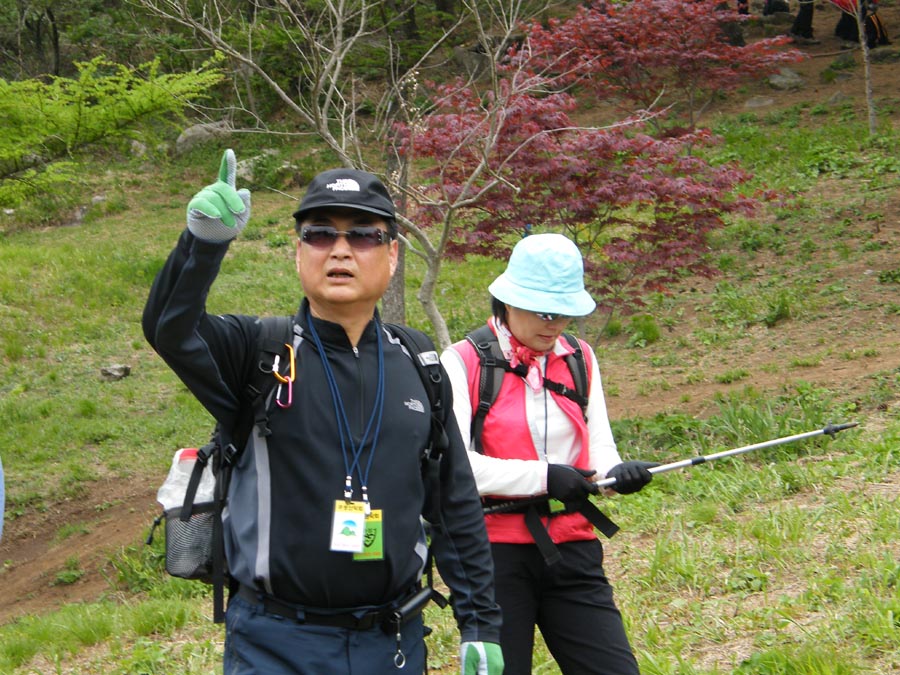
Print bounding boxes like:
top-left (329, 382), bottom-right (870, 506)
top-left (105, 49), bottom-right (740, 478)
top-left (533, 311), bottom-right (571, 322)
top-left (299, 225), bottom-right (392, 250)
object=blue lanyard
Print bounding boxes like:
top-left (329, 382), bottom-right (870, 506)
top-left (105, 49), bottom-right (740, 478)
top-left (305, 308), bottom-right (385, 512)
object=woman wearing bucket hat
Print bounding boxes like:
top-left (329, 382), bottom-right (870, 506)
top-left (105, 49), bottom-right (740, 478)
top-left (441, 233), bottom-right (656, 675)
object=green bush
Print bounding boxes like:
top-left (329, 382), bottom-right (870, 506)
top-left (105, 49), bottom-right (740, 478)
top-left (0, 56), bottom-right (223, 228)
top-left (627, 314), bottom-right (661, 348)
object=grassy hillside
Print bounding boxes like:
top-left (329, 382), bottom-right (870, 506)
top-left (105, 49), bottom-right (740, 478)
top-left (2, 19), bottom-right (900, 674)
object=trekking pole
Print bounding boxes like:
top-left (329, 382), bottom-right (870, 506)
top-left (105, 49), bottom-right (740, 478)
top-left (483, 422), bottom-right (858, 515)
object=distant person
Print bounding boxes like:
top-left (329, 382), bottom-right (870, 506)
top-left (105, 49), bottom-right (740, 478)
top-left (834, 7), bottom-right (857, 42)
top-left (441, 233), bottom-right (658, 675)
top-left (790, 0), bottom-right (819, 44)
top-left (834, 0), bottom-right (891, 47)
top-left (144, 150), bottom-right (503, 675)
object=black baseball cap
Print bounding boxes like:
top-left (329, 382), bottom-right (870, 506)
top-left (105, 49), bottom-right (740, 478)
top-left (292, 169), bottom-right (396, 225)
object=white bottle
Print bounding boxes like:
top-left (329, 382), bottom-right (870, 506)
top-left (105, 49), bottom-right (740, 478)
top-left (156, 448), bottom-right (216, 511)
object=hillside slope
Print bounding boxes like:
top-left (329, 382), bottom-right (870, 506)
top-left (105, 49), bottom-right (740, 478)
top-left (1, 1), bottom-right (898, 645)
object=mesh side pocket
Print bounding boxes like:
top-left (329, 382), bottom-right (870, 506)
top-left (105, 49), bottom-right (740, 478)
top-left (163, 503), bottom-right (216, 582)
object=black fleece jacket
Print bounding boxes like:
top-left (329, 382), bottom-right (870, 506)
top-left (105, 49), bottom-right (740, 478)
top-left (143, 228), bottom-right (500, 643)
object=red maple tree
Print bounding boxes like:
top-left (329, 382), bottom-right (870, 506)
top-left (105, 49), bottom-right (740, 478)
top-left (396, 0), bottom-right (799, 322)
top-left (523, 0), bottom-right (802, 128)
top-left (405, 77), bottom-right (755, 311)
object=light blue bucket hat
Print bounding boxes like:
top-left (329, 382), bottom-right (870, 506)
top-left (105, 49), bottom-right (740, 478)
top-left (488, 234), bottom-right (596, 317)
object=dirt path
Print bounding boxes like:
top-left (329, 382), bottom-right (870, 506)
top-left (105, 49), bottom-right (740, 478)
top-left (0, 481), bottom-right (158, 625)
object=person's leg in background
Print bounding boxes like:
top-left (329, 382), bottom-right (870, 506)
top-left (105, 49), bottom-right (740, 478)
top-left (790, 0), bottom-right (819, 42)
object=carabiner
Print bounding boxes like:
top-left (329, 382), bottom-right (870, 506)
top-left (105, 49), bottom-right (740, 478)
top-left (276, 376), bottom-right (293, 409)
top-left (273, 343), bottom-right (295, 384)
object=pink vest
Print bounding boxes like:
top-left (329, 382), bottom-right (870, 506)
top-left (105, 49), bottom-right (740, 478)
top-left (454, 328), bottom-right (596, 544)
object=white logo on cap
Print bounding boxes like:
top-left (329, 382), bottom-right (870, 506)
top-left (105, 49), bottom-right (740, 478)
top-left (326, 179), bottom-right (361, 192)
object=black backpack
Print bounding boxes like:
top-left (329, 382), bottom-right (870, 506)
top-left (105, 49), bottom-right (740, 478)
top-left (463, 324), bottom-right (618, 566)
top-left (148, 317), bottom-right (449, 622)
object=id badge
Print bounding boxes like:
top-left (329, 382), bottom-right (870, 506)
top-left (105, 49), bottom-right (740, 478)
top-left (331, 500), bottom-right (366, 552)
top-left (354, 509), bottom-right (384, 561)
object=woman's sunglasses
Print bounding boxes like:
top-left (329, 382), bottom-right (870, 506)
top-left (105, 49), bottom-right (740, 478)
top-left (533, 311), bottom-right (571, 322)
top-left (299, 225), bottom-right (392, 250)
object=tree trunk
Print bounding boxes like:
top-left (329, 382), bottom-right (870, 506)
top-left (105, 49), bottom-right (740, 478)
top-left (855, 7), bottom-right (877, 136)
top-left (382, 136), bottom-right (408, 325)
top-left (417, 255), bottom-right (451, 349)
top-left (239, 63), bottom-right (259, 121)
top-left (46, 8), bottom-right (60, 76)
top-left (404, 2), bottom-right (418, 40)
top-left (383, 245), bottom-right (407, 324)
top-left (26, 13), bottom-right (44, 69)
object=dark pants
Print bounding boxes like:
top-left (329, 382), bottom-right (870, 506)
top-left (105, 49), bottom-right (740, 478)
top-left (224, 594), bottom-right (425, 675)
top-left (835, 11), bottom-right (859, 41)
top-left (492, 539), bottom-right (640, 675)
top-left (791, 0), bottom-right (815, 38)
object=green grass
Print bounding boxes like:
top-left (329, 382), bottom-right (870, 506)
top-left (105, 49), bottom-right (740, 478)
top-left (5, 410), bottom-right (895, 673)
top-left (711, 107), bottom-right (900, 194)
top-left (1, 98), bottom-right (900, 673)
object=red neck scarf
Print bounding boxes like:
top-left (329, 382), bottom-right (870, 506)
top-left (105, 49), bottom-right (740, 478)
top-left (508, 334), bottom-right (545, 392)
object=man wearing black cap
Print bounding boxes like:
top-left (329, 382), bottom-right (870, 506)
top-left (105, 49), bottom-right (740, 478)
top-left (143, 150), bottom-right (503, 675)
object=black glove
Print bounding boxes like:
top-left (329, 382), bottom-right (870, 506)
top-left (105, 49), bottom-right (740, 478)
top-left (547, 464), bottom-right (598, 502)
top-left (606, 461), bottom-right (659, 494)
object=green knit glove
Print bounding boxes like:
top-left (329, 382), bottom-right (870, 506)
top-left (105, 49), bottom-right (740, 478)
top-left (187, 148), bottom-right (251, 242)
top-left (461, 641), bottom-right (504, 675)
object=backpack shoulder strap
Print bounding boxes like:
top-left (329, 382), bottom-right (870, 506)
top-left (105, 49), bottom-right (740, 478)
top-left (181, 315), bottom-right (294, 517)
top-left (213, 315), bottom-right (293, 623)
top-left (464, 324), bottom-right (511, 454)
top-left (384, 322), bottom-right (451, 609)
top-left (245, 315), bottom-right (295, 439)
top-left (465, 328), bottom-right (590, 451)
top-left (385, 322), bottom-right (448, 456)
top-left (555, 333), bottom-right (590, 419)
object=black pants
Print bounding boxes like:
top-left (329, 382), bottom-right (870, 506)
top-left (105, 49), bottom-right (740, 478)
top-left (491, 540), bottom-right (640, 675)
top-left (791, 0), bottom-right (815, 38)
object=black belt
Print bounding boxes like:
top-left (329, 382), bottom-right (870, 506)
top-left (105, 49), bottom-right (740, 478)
top-left (236, 584), bottom-right (433, 632)
top-left (237, 585), bottom-right (389, 630)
